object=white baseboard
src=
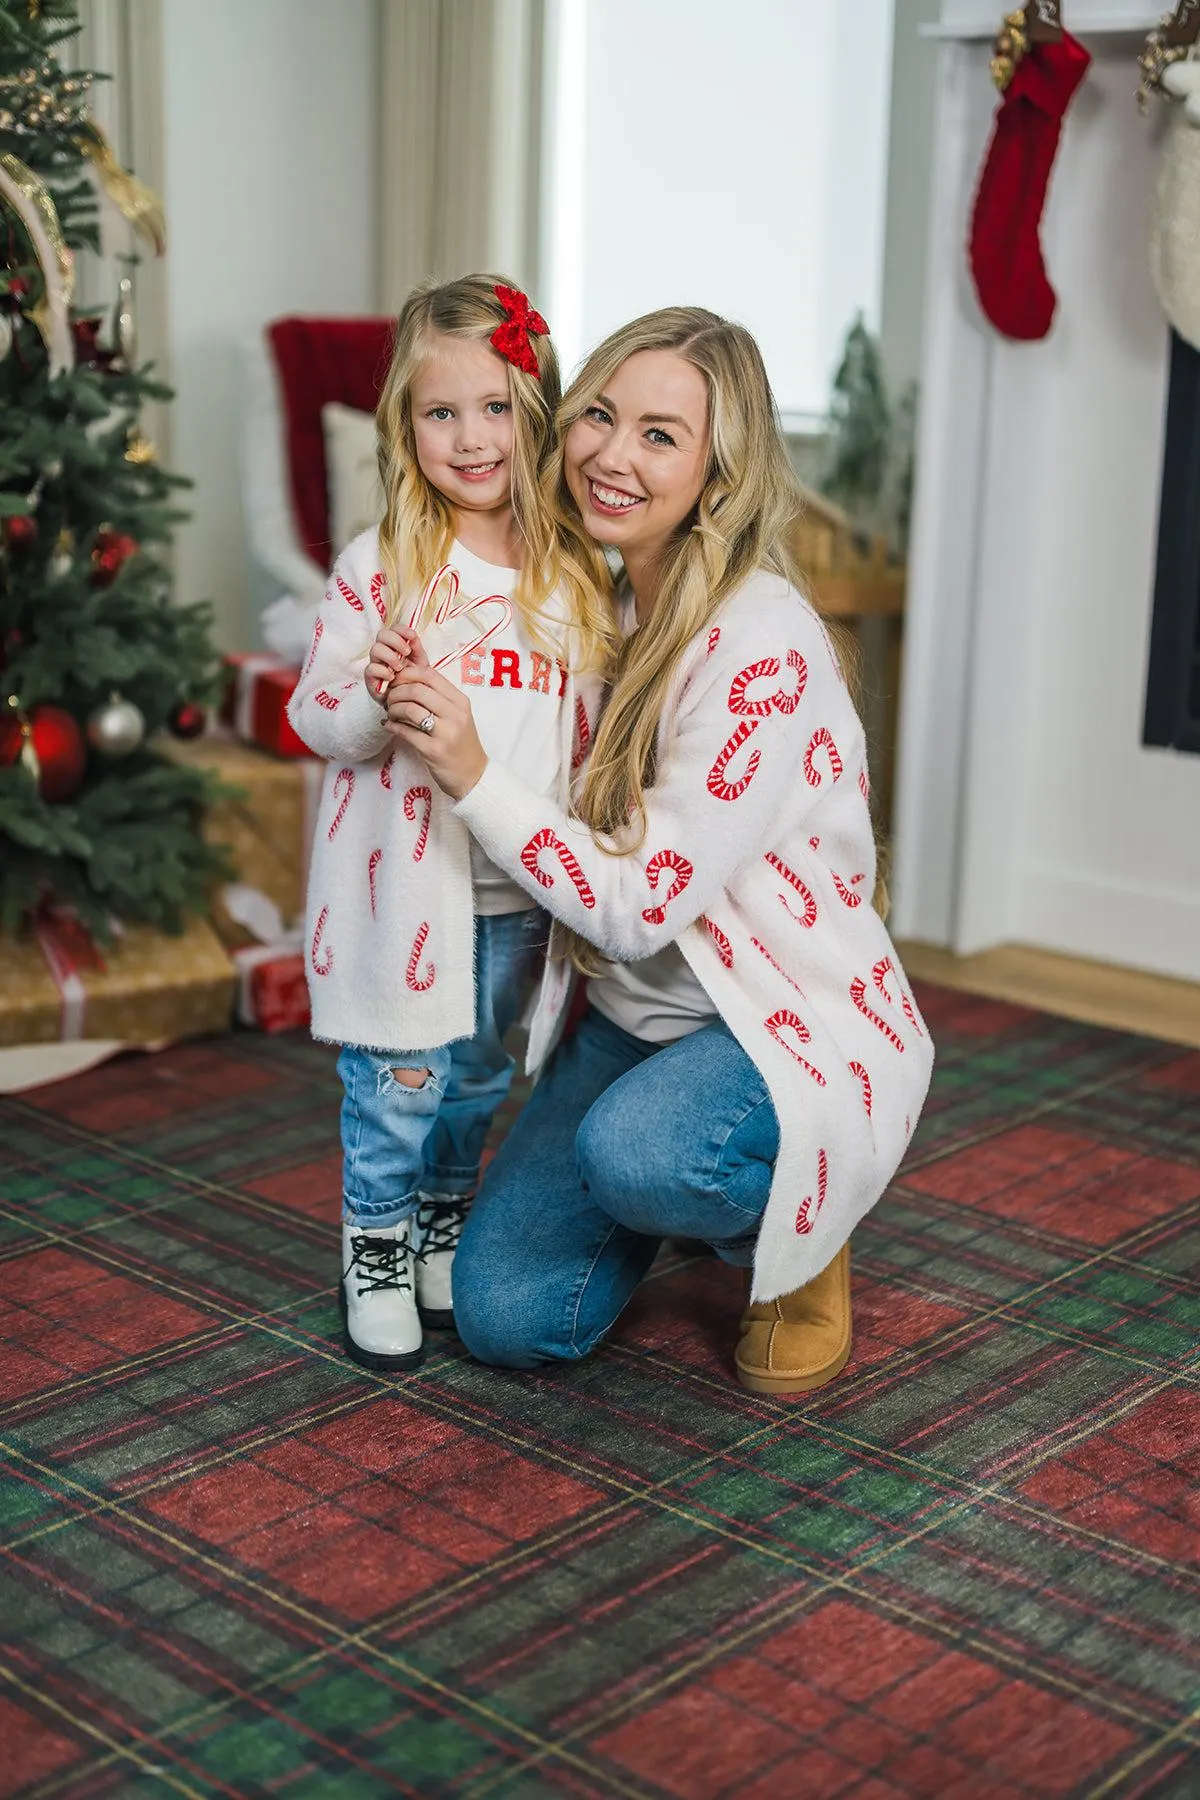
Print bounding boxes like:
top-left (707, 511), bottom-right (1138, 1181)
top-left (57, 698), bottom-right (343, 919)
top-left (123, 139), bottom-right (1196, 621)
top-left (1014, 867), bottom-right (1200, 986)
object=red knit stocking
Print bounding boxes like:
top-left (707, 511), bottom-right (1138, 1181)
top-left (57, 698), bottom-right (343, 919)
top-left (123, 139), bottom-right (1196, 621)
top-left (968, 31), bottom-right (1091, 341)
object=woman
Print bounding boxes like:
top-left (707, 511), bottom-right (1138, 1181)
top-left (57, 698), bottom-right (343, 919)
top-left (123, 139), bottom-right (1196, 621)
top-left (383, 307), bottom-right (934, 1392)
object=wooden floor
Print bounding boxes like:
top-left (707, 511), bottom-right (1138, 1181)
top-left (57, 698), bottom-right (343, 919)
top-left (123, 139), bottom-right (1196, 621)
top-left (897, 939), bottom-right (1200, 1051)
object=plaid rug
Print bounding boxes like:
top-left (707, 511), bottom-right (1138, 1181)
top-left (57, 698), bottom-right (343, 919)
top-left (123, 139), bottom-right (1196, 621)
top-left (0, 983), bottom-right (1197, 1800)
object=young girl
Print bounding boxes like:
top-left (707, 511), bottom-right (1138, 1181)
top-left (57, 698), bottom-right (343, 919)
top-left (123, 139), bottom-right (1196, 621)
top-left (287, 274), bottom-right (610, 1372)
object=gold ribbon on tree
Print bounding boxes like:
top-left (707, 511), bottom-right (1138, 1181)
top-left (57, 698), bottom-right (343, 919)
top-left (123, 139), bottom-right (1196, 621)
top-left (74, 120), bottom-right (166, 256)
top-left (0, 151), bottom-right (73, 375)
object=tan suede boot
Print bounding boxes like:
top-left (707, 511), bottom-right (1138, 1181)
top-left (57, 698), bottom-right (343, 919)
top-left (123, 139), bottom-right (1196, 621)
top-left (735, 1242), bottom-right (852, 1395)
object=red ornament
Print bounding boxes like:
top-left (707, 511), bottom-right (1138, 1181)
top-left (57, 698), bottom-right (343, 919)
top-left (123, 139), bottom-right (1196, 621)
top-left (4, 514), bottom-right (38, 549)
top-left (167, 701), bottom-right (206, 740)
top-left (0, 705), bottom-right (86, 802)
top-left (91, 529), bottom-right (138, 587)
top-left (490, 284), bottom-right (548, 378)
top-left (71, 316), bottom-right (120, 373)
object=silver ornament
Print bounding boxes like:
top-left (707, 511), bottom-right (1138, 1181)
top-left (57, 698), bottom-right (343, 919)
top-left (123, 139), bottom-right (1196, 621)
top-left (87, 693), bottom-right (145, 758)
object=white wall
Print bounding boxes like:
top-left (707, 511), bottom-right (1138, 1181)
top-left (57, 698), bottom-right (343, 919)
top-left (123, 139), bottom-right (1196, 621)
top-left (541, 0), bottom-right (894, 419)
top-left (160, 0), bottom-right (379, 649)
top-left (893, 23), bottom-right (1200, 984)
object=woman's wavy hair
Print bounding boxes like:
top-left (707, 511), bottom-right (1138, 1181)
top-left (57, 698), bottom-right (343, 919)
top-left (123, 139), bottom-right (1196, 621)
top-left (375, 272), bottom-right (611, 664)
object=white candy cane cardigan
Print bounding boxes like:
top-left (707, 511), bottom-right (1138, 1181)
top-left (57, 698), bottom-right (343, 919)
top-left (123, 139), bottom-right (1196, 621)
top-left (454, 569), bottom-right (935, 1302)
top-left (287, 528), bottom-right (594, 1053)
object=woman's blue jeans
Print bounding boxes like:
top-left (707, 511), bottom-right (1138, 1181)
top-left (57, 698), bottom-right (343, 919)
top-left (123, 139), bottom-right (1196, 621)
top-left (336, 910), bottom-right (547, 1228)
top-left (453, 1005), bottom-right (780, 1368)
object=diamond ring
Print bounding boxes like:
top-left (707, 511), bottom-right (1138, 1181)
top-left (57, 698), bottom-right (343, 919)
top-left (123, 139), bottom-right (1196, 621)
top-left (418, 713), bottom-right (435, 735)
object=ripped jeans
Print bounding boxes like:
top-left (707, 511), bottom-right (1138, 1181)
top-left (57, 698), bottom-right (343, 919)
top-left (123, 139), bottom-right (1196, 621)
top-left (336, 909), bottom-right (548, 1229)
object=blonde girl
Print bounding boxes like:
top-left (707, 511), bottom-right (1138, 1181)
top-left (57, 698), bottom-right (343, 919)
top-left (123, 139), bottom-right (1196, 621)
top-left (388, 306), bottom-right (934, 1394)
top-left (288, 274), bottom-right (609, 1373)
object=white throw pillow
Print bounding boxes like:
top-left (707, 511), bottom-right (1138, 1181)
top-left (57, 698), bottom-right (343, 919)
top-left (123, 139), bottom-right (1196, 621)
top-left (322, 401), bottom-right (383, 555)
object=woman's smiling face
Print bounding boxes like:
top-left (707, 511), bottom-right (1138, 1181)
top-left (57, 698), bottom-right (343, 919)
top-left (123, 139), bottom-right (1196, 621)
top-left (564, 350), bottom-right (710, 566)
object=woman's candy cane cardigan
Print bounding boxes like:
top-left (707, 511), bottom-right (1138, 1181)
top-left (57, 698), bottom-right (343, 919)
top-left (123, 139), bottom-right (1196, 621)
top-left (453, 569), bottom-right (935, 1302)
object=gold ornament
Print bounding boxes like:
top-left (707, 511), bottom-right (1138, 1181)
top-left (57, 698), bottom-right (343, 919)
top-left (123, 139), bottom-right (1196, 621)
top-left (74, 121), bottom-right (166, 255)
top-left (124, 432), bottom-right (156, 465)
top-left (990, 9), bottom-right (1029, 92)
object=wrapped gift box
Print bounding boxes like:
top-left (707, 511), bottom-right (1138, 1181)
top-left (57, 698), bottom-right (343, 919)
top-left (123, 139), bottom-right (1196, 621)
top-left (0, 914), bottom-right (235, 1049)
top-left (233, 945), bottom-right (310, 1033)
top-left (221, 652), bottom-right (310, 757)
top-left (158, 735), bottom-right (321, 951)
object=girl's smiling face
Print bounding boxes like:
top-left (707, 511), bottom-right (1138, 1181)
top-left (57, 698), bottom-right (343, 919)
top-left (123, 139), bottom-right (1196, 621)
top-left (411, 334), bottom-right (516, 515)
top-left (564, 350), bottom-right (710, 565)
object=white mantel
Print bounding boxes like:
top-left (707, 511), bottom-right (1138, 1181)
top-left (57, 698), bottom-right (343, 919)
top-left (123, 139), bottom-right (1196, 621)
top-left (929, 0), bottom-right (1160, 32)
top-left (890, 11), bottom-right (1200, 983)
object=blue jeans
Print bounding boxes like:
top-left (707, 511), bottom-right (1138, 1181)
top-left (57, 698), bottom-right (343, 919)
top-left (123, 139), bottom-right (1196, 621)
top-left (337, 909), bottom-right (547, 1228)
top-left (453, 1005), bottom-right (780, 1368)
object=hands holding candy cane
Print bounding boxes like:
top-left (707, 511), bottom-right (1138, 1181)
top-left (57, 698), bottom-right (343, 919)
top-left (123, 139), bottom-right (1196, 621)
top-left (378, 625), bottom-right (489, 801)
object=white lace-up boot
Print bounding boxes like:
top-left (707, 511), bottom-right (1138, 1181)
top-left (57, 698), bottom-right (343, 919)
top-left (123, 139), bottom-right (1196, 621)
top-left (415, 1192), bottom-right (472, 1329)
top-left (340, 1218), bottom-right (423, 1370)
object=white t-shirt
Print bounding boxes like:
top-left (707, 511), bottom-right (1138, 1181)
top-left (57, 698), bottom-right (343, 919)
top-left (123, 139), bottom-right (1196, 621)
top-left (586, 587), bottom-right (718, 1043)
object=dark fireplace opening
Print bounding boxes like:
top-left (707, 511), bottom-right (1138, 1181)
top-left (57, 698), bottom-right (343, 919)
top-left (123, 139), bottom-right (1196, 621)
top-left (1144, 330), bottom-right (1200, 754)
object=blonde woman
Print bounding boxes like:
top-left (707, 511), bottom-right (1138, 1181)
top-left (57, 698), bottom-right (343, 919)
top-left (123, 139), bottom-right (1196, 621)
top-left (384, 307), bottom-right (934, 1393)
top-left (288, 274), bottom-right (610, 1375)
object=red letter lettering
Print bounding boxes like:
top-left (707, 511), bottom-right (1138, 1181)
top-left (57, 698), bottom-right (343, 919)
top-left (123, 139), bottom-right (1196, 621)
top-left (529, 652), bottom-right (552, 694)
top-left (490, 648), bottom-right (523, 689)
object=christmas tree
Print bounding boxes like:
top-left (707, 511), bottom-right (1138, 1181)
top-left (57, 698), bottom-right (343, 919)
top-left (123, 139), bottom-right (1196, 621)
top-left (0, 0), bottom-right (224, 939)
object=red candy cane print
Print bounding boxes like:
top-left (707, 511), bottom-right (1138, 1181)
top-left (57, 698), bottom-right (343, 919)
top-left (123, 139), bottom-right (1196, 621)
top-left (403, 785), bottom-right (432, 862)
top-left (850, 976), bottom-right (905, 1051)
top-left (700, 915), bottom-right (733, 968)
top-left (368, 848), bottom-right (382, 918)
top-left (405, 563), bottom-right (512, 671)
top-left (642, 849), bottom-right (693, 925)
top-left (832, 870), bottom-right (866, 909)
top-left (314, 689), bottom-right (341, 711)
top-left (859, 769), bottom-right (870, 802)
top-left (873, 956), bottom-right (924, 1035)
top-left (849, 1060), bottom-right (873, 1117)
top-left (765, 853), bottom-right (818, 928)
top-left (370, 571), bottom-right (387, 622)
top-left (751, 936), bottom-right (807, 998)
top-left (804, 727), bottom-right (843, 788)
top-left (707, 719), bottom-right (761, 801)
top-left (336, 576), bottom-right (364, 612)
top-left (379, 750), bottom-right (395, 791)
top-left (302, 615), bottom-right (324, 676)
top-left (707, 626), bottom-right (721, 656)
top-left (795, 1149), bottom-right (828, 1236)
top-left (406, 921), bottom-right (436, 992)
top-left (571, 696), bottom-right (591, 772)
top-left (311, 906), bottom-right (333, 976)
top-left (728, 648), bottom-right (807, 718)
top-left (765, 1009), bottom-right (827, 1085)
top-left (327, 767), bottom-right (355, 840)
top-left (520, 828), bottom-right (597, 910)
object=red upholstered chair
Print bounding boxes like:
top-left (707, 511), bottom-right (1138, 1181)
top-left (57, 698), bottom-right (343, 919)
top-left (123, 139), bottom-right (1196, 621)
top-left (240, 316), bottom-right (394, 632)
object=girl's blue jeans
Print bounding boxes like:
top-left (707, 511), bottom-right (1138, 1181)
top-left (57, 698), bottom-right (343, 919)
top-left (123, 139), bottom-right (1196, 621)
top-left (452, 1004), bottom-right (780, 1369)
top-left (336, 909), bottom-right (547, 1228)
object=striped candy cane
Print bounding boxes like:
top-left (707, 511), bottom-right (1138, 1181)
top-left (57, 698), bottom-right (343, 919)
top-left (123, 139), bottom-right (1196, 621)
top-left (707, 719), bottom-right (761, 801)
top-left (642, 849), bottom-right (693, 925)
top-left (849, 1060), bottom-right (873, 1117)
top-left (521, 829), bottom-right (597, 910)
top-left (873, 956), bottom-right (924, 1035)
top-left (311, 906), bottom-right (333, 976)
top-left (765, 853), bottom-right (818, 928)
top-left (700, 915), bottom-right (734, 968)
top-left (406, 921), bottom-right (436, 992)
top-left (336, 576), bottom-right (364, 612)
top-left (765, 1010), bottom-right (827, 1085)
top-left (370, 571), bottom-right (387, 622)
top-left (850, 976), bottom-right (904, 1051)
top-left (804, 727), bottom-right (843, 788)
top-left (403, 785), bottom-right (432, 862)
top-left (795, 1149), bottom-right (828, 1235)
top-left (327, 767), bottom-right (355, 840)
top-left (367, 848), bottom-right (382, 918)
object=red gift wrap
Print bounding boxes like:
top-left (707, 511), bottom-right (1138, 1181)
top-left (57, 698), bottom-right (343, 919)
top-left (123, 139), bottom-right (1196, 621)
top-left (221, 653), bottom-right (311, 758)
top-left (232, 944), bottom-right (310, 1033)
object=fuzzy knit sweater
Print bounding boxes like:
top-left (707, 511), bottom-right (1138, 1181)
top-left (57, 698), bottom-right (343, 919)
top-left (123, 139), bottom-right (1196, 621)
top-left (453, 569), bottom-right (935, 1301)
top-left (287, 528), bottom-right (593, 1053)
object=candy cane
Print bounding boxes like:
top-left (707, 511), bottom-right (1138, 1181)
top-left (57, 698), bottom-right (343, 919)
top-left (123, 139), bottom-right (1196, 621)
top-left (370, 571), bottom-right (387, 622)
top-left (379, 750), bottom-right (395, 791)
top-left (403, 785), bottom-right (432, 862)
top-left (406, 921), bottom-right (436, 992)
top-left (367, 848), bottom-right (382, 918)
top-left (642, 849), bottom-right (693, 925)
top-left (832, 870), bottom-right (866, 909)
top-left (311, 906), bottom-right (333, 976)
top-left (520, 828), bottom-right (597, 910)
top-left (765, 1009), bottom-right (827, 1085)
top-left (314, 689), bottom-right (341, 711)
top-left (728, 648), bottom-right (806, 718)
top-left (571, 695), bottom-right (591, 772)
top-left (765, 852), bottom-right (817, 928)
top-left (336, 575), bottom-right (364, 612)
top-left (795, 1148), bottom-right (828, 1236)
top-left (803, 727), bottom-right (843, 788)
top-left (872, 956), bottom-right (924, 1035)
top-left (849, 1060), bottom-right (873, 1118)
top-left (859, 769), bottom-right (870, 802)
top-left (327, 767), bottom-right (355, 840)
top-left (700, 915), bottom-right (733, 968)
top-left (707, 626), bottom-right (721, 656)
top-left (751, 936), bottom-right (807, 997)
top-left (850, 976), bottom-right (904, 1051)
top-left (707, 719), bottom-right (761, 802)
top-left (302, 615), bottom-right (324, 676)
top-left (406, 562), bottom-right (512, 671)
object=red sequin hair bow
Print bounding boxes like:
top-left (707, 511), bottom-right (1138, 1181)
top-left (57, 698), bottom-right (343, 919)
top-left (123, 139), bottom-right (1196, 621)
top-left (490, 284), bottom-right (548, 378)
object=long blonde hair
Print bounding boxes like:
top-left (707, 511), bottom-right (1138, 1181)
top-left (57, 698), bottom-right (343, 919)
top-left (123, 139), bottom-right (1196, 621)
top-left (375, 273), bottom-right (609, 665)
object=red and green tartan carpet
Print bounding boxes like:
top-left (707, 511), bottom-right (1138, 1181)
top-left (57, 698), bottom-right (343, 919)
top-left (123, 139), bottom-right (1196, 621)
top-left (1, 982), bottom-right (1197, 1800)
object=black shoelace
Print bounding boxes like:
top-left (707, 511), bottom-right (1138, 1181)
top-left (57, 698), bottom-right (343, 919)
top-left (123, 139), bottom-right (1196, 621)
top-left (348, 1231), bottom-right (413, 1296)
top-left (415, 1196), bottom-right (471, 1259)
